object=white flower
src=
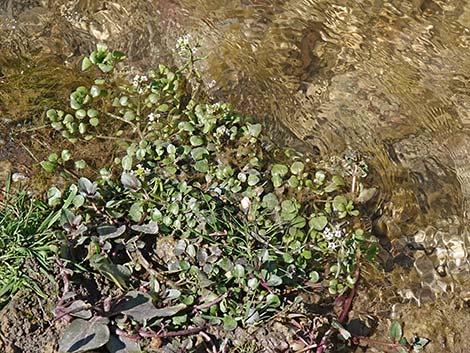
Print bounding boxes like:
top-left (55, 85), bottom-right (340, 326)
top-left (323, 225), bottom-right (344, 241)
top-left (323, 227), bottom-right (334, 240)
top-left (328, 241), bottom-right (338, 249)
top-left (334, 229), bottom-right (343, 238)
top-left (148, 113), bottom-right (155, 122)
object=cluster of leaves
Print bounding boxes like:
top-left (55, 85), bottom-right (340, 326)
top-left (43, 46), bottom-right (380, 352)
top-left (58, 290), bottom-right (173, 353)
top-left (0, 177), bottom-right (59, 308)
top-left (40, 149), bottom-right (87, 173)
top-left (386, 320), bottom-right (430, 353)
top-left (45, 44), bottom-right (128, 143)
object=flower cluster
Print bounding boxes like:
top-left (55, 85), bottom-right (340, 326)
top-left (132, 164), bottom-right (151, 177)
top-left (132, 74), bottom-right (148, 87)
top-left (323, 226), bottom-right (344, 250)
top-left (175, 34), bottom-right (200, 57)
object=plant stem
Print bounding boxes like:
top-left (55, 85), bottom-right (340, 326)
top-left (338, 268), bottom-right (360, 323)
top-left (137, 325), bottom-right (207, 338)
top-left (194, 291), bottom-right (229, 311)
top-left (295, 344), bottom-right (319, 353)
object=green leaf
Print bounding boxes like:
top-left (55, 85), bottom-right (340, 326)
top-left (61, 149), bottom-right (72, 162)
top-left (190, 136), bottom-right (204, 146)
top-left (282, 252), bottom-right (294, 263)
top-left (74, 160), bottom-right (87, 169)
top-left (48, 153), bottom-right (59, 162)
top-left (81, 57), bottom-right (93, 71)
top-left (389, 320), bottom-right (403, 343)
top-left (78, 122), bottom-right (87, 134)
top-left (89, 117), bottom-right (99, 127)
top-left (287, 175), bottom-right (299, 188)
top-left (73, 195), bottom-right (85, 208)
top-left (96, 43), bottom-right (108, 52)
top-left (333, 195), bottom-right (348, 211)
top-left (148, 93), bottom-right (159, 104)
top-left (194, 160), bottom-right (209, 173)
top-left (281, 200), bottom-right (296, 214)
top-left (129, 202), bottom-right (144, 222)
top-left (87, 109), bottom-right (99, 118)
top-left (152, 303), bottom-right (187, 317)
top-left (247, 123), bottom-right (262, 137)
top-left (63, 115), bottom-right (73, 124)
top-left (247, 174), bottom-right (260, 186)
top-left (78, 177), bottom-right (98, 198)
top-left (309, 215), bottom-right (328, 231)
top-left (112, 50), bottom-right (126, 60)
top-left (266, 293), bottom-right (281, 307)
top-left (75, 109), bottom-right (87, 120)
top-left (122, 155), bottom-right (133, 171)
top-left (131, 221), bottom-right (159, 234)
top-left (290, 161), bottom-right (304, 175)
top-left (157, 103), bottom-right (169, 112)
top-left (89, 254), bottom-right (128, 290)
top-left (191, 147), bottom-right (209, 161)
top-left (58, 317), bottom-right (110, 353)
top-left (97, 225), bottom-right (127, 241)
top-left (47, 186), bottom-right (62, 206)
top-left (90, 85), bottom-right (101, 97)
top-left (172, 315), bottom-right (188, 326)
top-left (119, 96), bottom-right (129, 106)
top-left (271, 164), bottom-right (288, 177)
top-left (40, 161), bottom-right (57, 173)
top-left (356, 187), bottom-right (377, 203)
top-left (124, 110), bottom-right (135, 121)
top-left (332, 175), bottom-right (345, 187)
top-left (262, 193), bottom-right (278, 210)
top-left (309, 271), bottom-right (320, 283)
top-left (121, 173), bottom-right (142, 192)
top-left (51, 121), bottom-right (64, 130)
top-left (271, 175), bottom-right (282, 188)
top-left (178, 121), bottom-right (194, 133)
top-left (266, 274), bottom-right (282, 286)
top-left (47, 108), bottom-right (58, 120)
top-left (98, 63), bottom-right (113, 73)
top-left (233, 264), bottom-right (245, 278)
top-left (223, 315), bottom-right (238, 331)
top-left (70, 99), bottom-right (81, 110)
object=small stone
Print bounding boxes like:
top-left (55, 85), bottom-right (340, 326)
top-left (240, 196), bottom-right (251, 210)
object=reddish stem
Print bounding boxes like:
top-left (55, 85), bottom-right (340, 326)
top-left (338, 268), bottom-right (360, 323)
top-left (194, 291), bottom-right (229, 311)
top-left (115, 328), bottom-right (140, 340)
top-left (138, 325), bottom-right (206, 338)
top-left (316, 267), bottom-right (360, 353)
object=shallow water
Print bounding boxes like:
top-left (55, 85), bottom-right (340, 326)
top-left (1, 0), bottom-right (470, 297)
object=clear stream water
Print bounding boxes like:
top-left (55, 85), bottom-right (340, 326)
top-left (1, 0), bottom-right (470, 319)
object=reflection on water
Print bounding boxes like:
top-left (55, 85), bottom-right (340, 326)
top-left (1, 0), bottom-right (470, 296)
